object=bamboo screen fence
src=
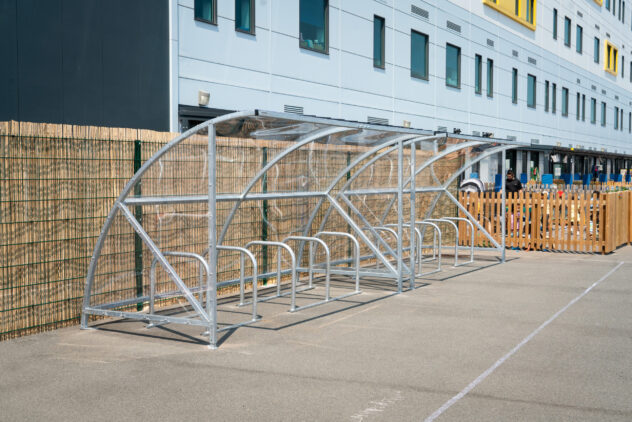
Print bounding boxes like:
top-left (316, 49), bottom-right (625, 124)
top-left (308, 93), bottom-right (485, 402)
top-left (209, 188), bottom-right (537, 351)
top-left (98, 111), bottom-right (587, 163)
top-left (1, 121), bottom-right (465, 341)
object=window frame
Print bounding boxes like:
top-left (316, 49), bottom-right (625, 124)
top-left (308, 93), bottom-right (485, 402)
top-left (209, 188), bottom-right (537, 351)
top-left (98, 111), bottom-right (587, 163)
top-left (576, 25), bottom-right (583, 54)
top-left (512, 68), bottom-right (518, 104)
top-left (487, 58), bottom-right (494, 97)
top-left (445, 43), bottom-right (461, 89)
top-left (527, 74), bottom-right (537, 108)
top-left (594, 37), bottom-right (600, 63)
top-left (562, 87), bottom-right (569, 116)
top-left (195, 0), bottom-right (217, 25)
top-left (604, 40), bottom-right (619, 75)
top-left (564, 17), bottom-right (571, 47)
top-left (545, 80), bottom-right (550, 112)
top-left (475, 54), bottom-right (483, 94)
top-left (373, 15), bottom-right (386, 69)
top-left (235, 0), bottom-right (255, 34)
top-left (299, 0), bottom-right (329, 55)
top-left (410, 30), bottom-right (429, 80)
top-left (552, 83), bottom-right (557, 114)
top-left (591, 97), bottom-right (597, 124)
top-left (601, 101), bottom-right (607, 126)
top-left (553, 8), bottom-right (558, 40)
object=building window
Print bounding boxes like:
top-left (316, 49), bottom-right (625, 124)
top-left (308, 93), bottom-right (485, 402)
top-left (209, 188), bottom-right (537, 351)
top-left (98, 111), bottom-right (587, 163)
top-left (606, 0), bottom-right (611, 10)
top-left (446, 43), bottom-right (461, 88)
top-left (527, 74), bottom-right (536, 108)
top-left (591, 98), bottom-right (597, 124)
top-left (545, 80), bottom-right (550, 111)
top-left (487, 58), bottom-right (494, 97)
top-left (582, 94), bottom-right (586, 121)
top-left (615, 106), bottom-right (619, 129)
top-left (553, 8), bottom-right (558, 39)
top-left (562, 87), bottom-right (569, 116)
top-left (623, 55), bottom-right (626, 78)
top-left (373, 16), bottom-right (385, 68)
top-left (235, 0), bottom-right (255, 34)
top-left (475, 54), bottom-right (482, 94)
top-left (411, 30), bottom-right (429, 80)
top-left (576, 92), bottom-right (581, 120)
top-left (601, 101), bottom-right (607, 126)
top-left (564, 17), bottom-right (571, 47)
top-left (299, 0), bottom-right (328, 54)
top-left (620, 108), bottom-right (624, 131)
top-left (512, 68), bottom-right (518, 104)
top-left (594, 37), bottom-right (600, 63)
top-left (576, 25), bottom-right (583, 54)
top-left (552, 83), bottom-right (557, 113)
top-left (605, 40), bottom-right (618, 75)
top-left (630, 61), bottom-right (632, 82)
top-left (629, 111), bottom-right (631, 133)
top-left (482, 0), bottom-right (537, 30)
top-left (195, 0), bottom-right (216, 24)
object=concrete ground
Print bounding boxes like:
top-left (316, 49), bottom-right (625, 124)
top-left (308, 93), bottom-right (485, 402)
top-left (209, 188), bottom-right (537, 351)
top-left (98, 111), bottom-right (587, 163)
top-left (1, 247), bottom-right (631, 421)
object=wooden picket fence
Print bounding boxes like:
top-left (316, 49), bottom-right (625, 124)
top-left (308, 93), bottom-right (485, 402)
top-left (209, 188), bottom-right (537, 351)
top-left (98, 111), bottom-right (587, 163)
top-left (458, 190), bottom-right (632, 253)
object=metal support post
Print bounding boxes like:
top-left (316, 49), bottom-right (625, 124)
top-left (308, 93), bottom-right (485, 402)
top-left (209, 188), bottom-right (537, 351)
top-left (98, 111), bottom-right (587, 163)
top-left (207, 124), bottom-right (218, 349)
top-left (397, 140), bottom-right (404, 293)
top-left (409, 140), bottom-right (416, 289)
top-left (501, 149), bottom-right (507, 263)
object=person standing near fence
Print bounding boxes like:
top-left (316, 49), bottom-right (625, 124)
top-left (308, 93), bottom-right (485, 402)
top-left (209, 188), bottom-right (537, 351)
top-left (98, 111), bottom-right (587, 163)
top-left (505, 170), bottom-right (523, 193)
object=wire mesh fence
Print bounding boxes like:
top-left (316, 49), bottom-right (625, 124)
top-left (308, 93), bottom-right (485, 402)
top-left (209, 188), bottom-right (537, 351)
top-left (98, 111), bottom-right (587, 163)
top-left (1, 120), bottom-right (465, 341)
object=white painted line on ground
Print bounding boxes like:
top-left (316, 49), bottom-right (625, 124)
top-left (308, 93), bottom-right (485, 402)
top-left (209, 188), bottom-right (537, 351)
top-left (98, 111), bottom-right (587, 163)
top-left (423, 261), bottom-right (625, 422)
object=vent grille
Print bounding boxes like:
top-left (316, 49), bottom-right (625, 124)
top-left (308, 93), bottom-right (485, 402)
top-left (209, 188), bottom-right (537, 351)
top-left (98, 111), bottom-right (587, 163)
top-left (577, 78), bottom-right (581, 84)
top-left (506, 135), bottom-right (517, 141)
top-left (446, 21), bottom-right (461, 33)
top-left (528, 57), bottom-right (537, 65)
top-left (577, 11), bottom-right (583, 18)
top-left (606, 32), bottom-right (611, 38)
top-left (615, 95), bottom-right (619, 100)
top-left (595, 24), bottom-right (600, 30)
top-left (472, 131), bottom-right (481, 136)
top-left (512, 50), bottom-right (519, 57)
top-left (437, 126), bottom-right (447, 132)
top-left (487, 38), bottom-right (495, 47)
top-left (367, 116), bottom-right (389, 125)
top-left (411, 5), bottom-right (429, 19)
top-left (592, 84), bottom-right (597, 90)
top-left (602, 89), bottom-right (607, 95)
top-left (284, 105), bottom-right (304, 114)
top-left (531, 139), bottom-right (540, 145)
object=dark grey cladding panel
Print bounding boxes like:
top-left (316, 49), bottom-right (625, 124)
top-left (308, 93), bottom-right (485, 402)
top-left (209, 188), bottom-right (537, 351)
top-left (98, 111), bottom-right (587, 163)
top-left (0, 0), bottom-right (19, 120)
top-left (0, 0), bottom-right (169, 131)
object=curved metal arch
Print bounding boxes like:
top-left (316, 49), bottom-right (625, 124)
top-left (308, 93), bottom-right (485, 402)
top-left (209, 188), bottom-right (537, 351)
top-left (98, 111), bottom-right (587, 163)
top-left (297, 134), bottom-right (430, 264)
top-left (313, 138), bottom-right (481, 240)
top-left (81, 110), bottom-right (255, 324)
top-left (418, 144), bottom-right (517, 250)
top-left (216, 126), bottom-right (352, 245)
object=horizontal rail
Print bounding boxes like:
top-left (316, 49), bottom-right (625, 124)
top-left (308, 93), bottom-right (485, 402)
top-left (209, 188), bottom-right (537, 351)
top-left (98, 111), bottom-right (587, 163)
top-left (123, 191), bottom-right (328, 205)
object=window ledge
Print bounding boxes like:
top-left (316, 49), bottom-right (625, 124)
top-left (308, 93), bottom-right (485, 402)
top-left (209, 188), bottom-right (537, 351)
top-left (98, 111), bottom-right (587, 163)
top-left (195, 17), bottom-right (217, 26)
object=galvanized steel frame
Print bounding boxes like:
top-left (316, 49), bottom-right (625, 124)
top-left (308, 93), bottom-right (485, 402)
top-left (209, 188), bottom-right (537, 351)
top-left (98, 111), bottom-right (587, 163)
top-left (81, 110), bottom-right (519, 349)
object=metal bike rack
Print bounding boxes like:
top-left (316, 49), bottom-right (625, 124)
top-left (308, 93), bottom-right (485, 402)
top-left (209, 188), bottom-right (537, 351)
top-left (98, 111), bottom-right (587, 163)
top-left (424, 218), bottom-right (463, 267)
top-left (314, 232), bottom-right (361, 294)
top-left (415, 221), bottom-right (442, 276)
top-left (363, 226), bottom-right (400, 269)
top-left (244, 241), bottom-right (300, 312)
top-left (383, 223), bottom-right (423, 272)
top-left (283, 236), bottom-right (341, 312)
top-left (442, 217), bottom-right (475, 265)
top-left (149, 249), bottom-right (260, 333)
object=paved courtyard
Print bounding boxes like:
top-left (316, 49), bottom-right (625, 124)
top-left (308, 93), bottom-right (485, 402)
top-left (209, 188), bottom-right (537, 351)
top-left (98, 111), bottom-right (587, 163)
top-left (1, 247), bottom-right (631, 421)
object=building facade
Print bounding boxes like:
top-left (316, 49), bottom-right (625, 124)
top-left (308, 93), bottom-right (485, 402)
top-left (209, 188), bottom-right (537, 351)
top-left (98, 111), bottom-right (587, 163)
top-left (172, 0), bottom-right (632, 182)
